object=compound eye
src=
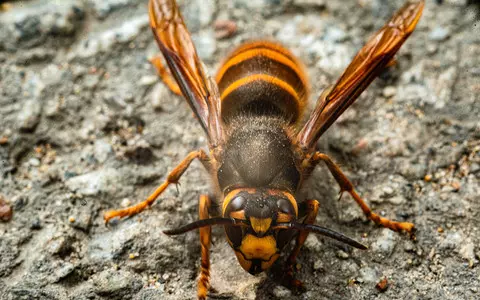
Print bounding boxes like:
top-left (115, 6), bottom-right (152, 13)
top-left (277, 198), bottom-right (295, 215)
top-left (225, 195), bottom-right (246, 217)
top-left (230, 196), bottom-right (246, 211)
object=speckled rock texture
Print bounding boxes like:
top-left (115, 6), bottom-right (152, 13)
top-left (0, 0), bottom-right (479, 299)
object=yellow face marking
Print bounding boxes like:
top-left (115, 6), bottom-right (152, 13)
top-left (282, 191), bottom-right (298, 217)
top-left (222, 188), bottom-right (256, 214)
top-left (250, 217), bottom-right (272, 235)
top-left (234, 250), bottom-right (252, 271)
top-left (238, 234), bottom-right (277, 261)
top-left (229, 210), bottom-right (245, 220)
top-left (277, 213), bottom-right (292, 223)
top-left (261, 253), bottom-right (280, 270)
top-left (222, 189), bottom-right (241, 214)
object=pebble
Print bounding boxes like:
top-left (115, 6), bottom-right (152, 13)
top-left (47, 235), bottom-right (73, 256)
top-left (312, 41), bottom-right (353, 73)
top-left (382, 86), bottom-right (397, 98)
top-left (93, 140), bottom-right (113, 163)
top-left (429, 26), bottom-right (450, 41)
top-left (16, 48), bottom-right (55, 65)
top-left (192, 30), bottom-right (217, 61)
top-left (138, 75), bottom-right (158, 87)
top-left (89, 0), bottom-right (135, 20)
top-left (150, 83), bottom-right (171, 110)
top-left (12, 195), bottom-right (28, 211)
top-left (439, 231), bottom-right (462, 250)
top-left (371, 229), bottom-right (397, 257)
top-left (17, 72), bottom-right (45, 132)
top-left (87, 222), bottom-right (142, 263)
top-left (121, 198), bottom-right (132, 207)
top-left (357, 266), bottom-right (379, 284)
top-left (233, 0), bottom-right (289, 16)
top-left (72, 16), bottom-right (149, 58)
top-left (0, 0), bottom-right (85, 49)
top-left (324, 26), bottom-right (347, 43)
top-left (459, 241), bottom-right (475, 261)
top-left (376, 277), bottom-right (389, 292)
top-left (53, 262), bottom-right (75, 282)
top-left (382, 186), bottom-right (395, 197)
top-left (336, 250), bottom-right (350, 259)
top-left (398, 163), bottom-right (427, 181)
top-left (18, 99), bottom-right (42, 132)
top-left (68, 209), bottom-right (92, 232)
top-left (40, 64), bottom-right (64, 86)
top-left (29, 158), bottom-right (41, 167)
top-left (30, 218), bottom-right (42, 230)
top-left (234, 0), bottom-right (269, 9)
top-left (92, 269), bottom-right (142, 296)
top-left (444, 0), bottom-right (468, 5)
top-left (400, 61), bottom-right (424, 84)
top-left (313, 260), bottom-right (323, 271)
top-left (435, 67), bottom-right (457, 109)
top-left (124, 139), bottom-right (154, 165)
top-left (0, 196), bottom-right (13, 222)
top-left (272, 285), bottom-right (292, 298)
top-left (294, 0), bottom-right (326, 9)
top-left (65, 168), bottom-right (123, 196)
top-left (276, 17), bottom-right (300, 44)
top-left (304, 234), bottom-right (323, 252)
top-left (183, 0), bottom-right (216, 31)
top-left (388, 195), bottom-right (406, 205)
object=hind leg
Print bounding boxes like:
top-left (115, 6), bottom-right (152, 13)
top-left (150, 54), bottom-right (182, 95)
top-left (311, 152), bottom-right (415, 233)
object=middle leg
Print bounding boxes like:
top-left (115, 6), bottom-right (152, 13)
top-left (284, 199), bottom-right (319, 292)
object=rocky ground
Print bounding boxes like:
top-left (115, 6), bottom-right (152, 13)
top-left (0, 0), bottom-right (479, 299)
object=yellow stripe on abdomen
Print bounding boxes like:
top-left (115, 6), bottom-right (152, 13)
top-left (216, 40), bottom-right (309, 124)
top-left (220, 74), bottom-right (300, 104)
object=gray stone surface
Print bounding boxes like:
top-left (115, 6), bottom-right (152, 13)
top-left (0, 0), bottom-right (479, 299)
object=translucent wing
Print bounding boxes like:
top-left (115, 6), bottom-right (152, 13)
top-left (298, 0), bottom-right (424, 150)
top-left (149, 0), bottom-right (223, 145)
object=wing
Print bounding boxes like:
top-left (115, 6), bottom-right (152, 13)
top-left (149, 0), bottom-right (223, 145)
top-left (297, 0), bottom-right (424, 150)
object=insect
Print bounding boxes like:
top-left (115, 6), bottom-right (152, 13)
top-left (104, 0), bottom-right (424, 298)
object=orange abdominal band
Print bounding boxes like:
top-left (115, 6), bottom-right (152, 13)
top-left (216, 48), bottom-right (307, 87)
top-left (220, 74), bottom-right (300, 104)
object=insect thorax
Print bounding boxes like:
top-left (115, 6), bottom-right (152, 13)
top-left (217, 115), bottom-right (300, 193)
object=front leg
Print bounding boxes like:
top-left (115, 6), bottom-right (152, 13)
top-left (198, 195), bottom-right (212, 300)
top-left (311, 152), bottom-right (415, 233)
top-left (104, 150), bottom-right (210, 223)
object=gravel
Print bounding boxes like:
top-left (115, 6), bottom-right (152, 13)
top-left (0, 0), bottom-right (479, 299)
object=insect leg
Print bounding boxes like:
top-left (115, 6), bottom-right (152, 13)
top-left (197, 194), bottom-right (212, 300)
top-left (311, 152), bottom-right (415, 233)
top-left (285, 199), bottom-right (319, 292)
top-left (150, 54), bottom-right (182, 95)
top-left (104, 150), bottom-right (210, 224)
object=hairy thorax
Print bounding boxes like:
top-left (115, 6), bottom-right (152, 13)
top-left (217, 115), bottom-right (300, 194)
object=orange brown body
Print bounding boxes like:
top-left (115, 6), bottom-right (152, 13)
top-left (104, 1), bottom-right (425, 299)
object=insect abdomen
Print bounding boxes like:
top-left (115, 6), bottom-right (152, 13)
top-left (216, 41), bottom-right (309, 124)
